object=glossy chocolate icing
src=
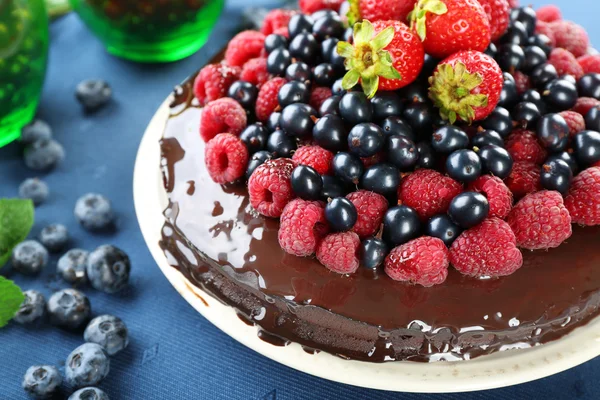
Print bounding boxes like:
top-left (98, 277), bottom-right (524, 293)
top-left (158, 72), bottom-right (600, 362)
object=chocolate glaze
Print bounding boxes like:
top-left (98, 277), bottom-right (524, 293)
top-left (158, 72), bottom-right (600, 363)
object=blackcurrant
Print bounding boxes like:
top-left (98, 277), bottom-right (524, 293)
top-left (585, 106), bottom-right (600, 131)
top-left (267, 48), bottom-right (292, 76)
top-left (448, 192), bottom-right (490, 229)
top-left (313, 114), bottom-right (347, 152)
top-left (339, 92), bottom-right (373, 125)
top-left (446, 149), bottom-right (482, 183)
top-left (370, 92), bottom-right (403, 121)
top-left (382, 205), bottom-right (421, 246)
top-left (266, 112), bottom-right (281, 132)
top-left (332, 152), bottom-right (364, 184)
top-left (360, 238), bottom-right (389, 269)
top-left (477, 145), bottom-right (514, 179)
top-left (530, 63), bottom-right (558, 89)
top-left (500, 20), bottom-right (528, 45)
top-left (511, 101), bottom-right (540, 129)
top-left (397, 81), bottom-right (428, 103)
top-left (312, 14), bottom-right (344, 40)
top-left (313, 63), bottom-right (337, 86)
top-left (332, 78), bottom-right (346, 96)
top-left (246, 150), bottom-right (272, 179)
top-left (321, 175), bottom-right (349, 199)
top-left (536, 113), bottom-right (570, 152)
top-left (527, 34), bottom-right (552, 56)
top-left (498, 77), bottom-right (519, 109)
top-left (577, 73), bottom-right (600, 99)
top-left (496, 44), bottom-right (525, 71)
top-left (387, 135), bottom-right (419, 171)
top-left (319, 95), bottom-right (341, 116)
top-left (239, 123), bottom-right (269, 153)
top-left (547, 151), bottom-right (579, 175)
top-left (227, 80), bottom-right (258, 110)
top-left (291, 165), bottom-right (323, 200)
top-left (522, 45), bottom-right (548, 73)
top-left (543, 79), bottom-right (578, 111)
top-left (380, 116), bottom-right (415, 141)
top-left (289, 33), bottom-right (319, 64)
top-left (481, 107), bottom-right (512, 137)
top-left (266, 130), bottom-right (296, 158)
top-left (347, 123), bottom-right (385, 157)
top-left (572, 130), bottom-right (600, 166)
top-left (288, 14), bottom-right (314, 38)
top-left (321, 37), bottom-right (339, 62)
top-left (325, 197), bottom-right (357, 231)
top-left (416, 142), bottom-right (436, 169)
top-left (484, 42), bottom-right (498, 58)
top-left (285, 62), bottom-right (312, 82)
top-left (264, 34), bottom-right (288, 53)
top-left (280, 103), bottom-right (316, 137)
top-left (311, 9), bottom-right (338, 20)
top-left (360, 163), bottom-right (400, 196)
top-left (426, 214), bottom-right (463, 247)
top-left (540, 159), bottom-right (573, 194)
top-left (510, 7), bottom-right (536, 36)
top-left (402, 102), bottom-right (437, 136)
top-left (521, 89), bottom-right (546, 114)
top-left (471, 129), bottom-right (504, 148)
top-left (278, 81), bottom-right (310, 108)
top-left (431, 125), bottom-right (469, 154)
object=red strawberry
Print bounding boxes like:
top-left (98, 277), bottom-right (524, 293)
top-left (347, 0), bottom-right (416, 25)
top-left (429, 51), bottom-right (502, 123)
top-left (409, 0), bottom-right (491, 59)
top-left (337, 20), bottom-right (424, 97)
top-left (477, 0), bottom-right (510, 42)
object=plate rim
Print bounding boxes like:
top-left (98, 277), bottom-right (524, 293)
top-left (133, 98), bottom-right (600, 393)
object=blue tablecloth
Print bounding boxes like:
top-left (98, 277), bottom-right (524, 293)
top-left (1, 1), bottom-right (599, 398)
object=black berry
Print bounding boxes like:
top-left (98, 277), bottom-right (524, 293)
top-left (426, 214), bottom-right (463, 247)
top-left (285, 62), bottom-right (312, 82)
top-left (267, 130), bottom-right (297, 158)
top-left (577, 73), bottom-right (600, 99)
top-left (264, 34), bottom-right (288, 53)
top-left (325, 197), bottom-right (357, 231)
top-left (471, 129), bottom-right (504, 148)
top-left (387, 135), bottom-right (418, 171)
top-left (536, 113), bottom-right (570, 151)
top-left (585, 106), bottom-right (600, 131)
top-left (312, 14), bottom-right (344, 40)
top-left (239, 123), bottom-right (269, 153)
top-left (347, 123), bottom-right (385, 157)
top-left (280, 103), bottom-right (316, 137)
top-left (499, 20), bottom-right (528, 45)
top-left (360, 238), bottom-right (389, 269)
top-left (416, 141), bottom-right (436, 169)
top-left (380, 116), bottom-right (415, 141)
top-left (431, 125), bottom-right (469, 153)
top-left (289, 33), bottom-right (319, 64)
top-left (448, 192), bottom-right (490, 229)
top-left (477, 145), bottom-right (514, 179)
top-left (278, 81), bottom-right (310, 108)
top-left (313, 63), bottom-right (337, 86)
top-left (339, 92), bottom-right (373, 124)
top-left (319, 95), bottom-right (341, 116)
top-left (246, 150), bottom-right (272, 178)
top-left (546, 151), bottom-right (579, 175)
top-left (267, 48), bottom-right (292, 76)
top-left (510, 7), bottom-right (536, 36)
top-left (540, 159), bottom-right (573, 194)
top-left (530, 63), bottom-right (558, 89)
top-left (527, 34), bottom-right (553, 56)
top-left (446, 149), bottom-right (482, 183)
top-left (370, 92), bottom-right (403, 121)
top-left (313, 114), bottom-right (347, 152)
top-left (496, 44), bottom-right (525, 71)
top-left (291, 165), bottom-right (323, 200)
top-left (382, 205), bottom-right (421, 246)
top-left (543, 79), bottom-right (578, 111)
top-left (572, 130), bottom-right (600, 166)
top-left (332, 152), bottom-right (364, 184)
top-left (522, 46), bottom-right (548, 73)
top-left (511, 101), bottom-right (540, 129)
top-left (321, 175), bottom-right (349, 199)
top-left (481, 107), bottom-right (512, 137)
top-left (288, 14), bottom-right (314, 38)
top-left (228, 81), bottom-right (258, 110)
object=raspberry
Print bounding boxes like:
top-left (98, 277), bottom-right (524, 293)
top-left (384, 237), bottom-right (449, 287)
top-left (248, 158), bottom-right (297, 217)
top-left (299, 0), bottom-right (344, 14)
top-left (199, 98), bottom-right (247, 142)
top-left (255, 77), bottom-right (287, 121)
top-left (572, 97), bottom-right (600, 116)
top-left (534, 21), bottom-right (557, 46)
top-left (450, 218), bottom-right (523, 277)
top-left (558, 111), bottom-right (585, 138)
top-left (316, 231), bottom-right (361, 274)
top-left (225, 30), bottom-right (266, 67)
top-left (564, 166), bottom-right (600, 226)
top-left (505, 129), bottom-right (547, 164)
top-left (548, 48), bottom-right (584, 79)
top-left (292, 145), bottom-right (334, 175)
top-left (361, 153), bottom-right (384, 168)
top-left (309, 87), bottom-right (332, 111)
top-left (468, 175), bottom-right (513, 219)
top-left (346, 190), bottom-right (388, 238)
top-left (204, 134), bottom-right (249, 184)
top-left (273, 27), bottom-right (290, 38)
top-left (504, 161), bottom-right (542, 199)
top-left (549, 20), bottom-right (589, 58)
top-left (193, 63), bottom-right (240, 106)
top-left (577, 54), bottom-right (600, 74)
top-left (278, 199), bottom-right (329, 256)
top-left (507, 0), bottom-right (519, 7)
top-left (261, 9), bottom-right (295, 35)
top-left (513, 70), bottom-right (530, 94)
top-left (507, 190), bottom-right (572, 249)
top-left (478, 0), bottom-right (510, 42)
top-left (536, 5), bottom-right (562, 23)
top-left (400, 169), bottom-right (463, 220)
top-left (240, 58), bottom-right (270, 88)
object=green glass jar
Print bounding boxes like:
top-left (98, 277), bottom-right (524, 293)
top-left (69, 0), bottom-right (224, 63)
top-left (0, 0), bottom-right (49, 148)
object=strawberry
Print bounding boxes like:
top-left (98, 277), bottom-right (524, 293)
top-left (347, 0), bottom-right (416, 25)
top-left (429, 50), bottom-right (502, 123)
top-left (409, 0), bottom-right (491, 59)
top-left (477, 0), bottom-right (510, 42)
top-left (337, 20), bottom-right (424, 97)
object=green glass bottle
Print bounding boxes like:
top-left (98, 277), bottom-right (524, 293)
top-left (0, 0), bottom-right (49, 148)
top-left (69, 0), bottom-right (224, 63)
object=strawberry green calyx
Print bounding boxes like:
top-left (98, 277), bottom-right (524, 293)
top-left (347, 0), bottom-right (360, 26)
top-left (409, 0), bottom-right (448, 41)
top-left (336, 20), bottom-right (402, 98)
top-left (428, 62), bottom-right (488, 124)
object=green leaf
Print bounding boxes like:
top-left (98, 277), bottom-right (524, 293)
top-left (371, 26), bottom-right (395, 52)
top-left (0, 199), bottom-right (34, 268)
top-left (416, 17), bottom-right (427, 41)
top-left (347, 0), bottom-right (360, 25)
top-left (336, 41), bottom-right (355, 58)
top-left (341, 69), bottom-right (361, 90)
top-left (0, 277), bottom-right (24, 328)
top-left (375, 64), bottom-right (402, 80)
top-left (422, 0), bottom-right (448, 15)
top-left (362, 76), bottom-right (379, 98)
top-left (354, 20), bottom-right (375, 44)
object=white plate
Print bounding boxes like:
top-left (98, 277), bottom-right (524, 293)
top-left (133, 97), bottom-right (600, 393)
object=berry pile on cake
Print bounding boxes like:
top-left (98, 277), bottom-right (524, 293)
top-left (195, 0), bottom-right (600, 286)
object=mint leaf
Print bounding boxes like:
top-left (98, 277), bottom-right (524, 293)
top-left (0, 199), bottom-right (34, 268)
top-left (0, 277), bottom-right (24, 327)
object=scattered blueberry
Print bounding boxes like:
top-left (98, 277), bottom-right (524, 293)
top-left (543, 79), bottom-right (578, 111)
top-left (541, 159), bottom-right (573, 194)
top-left (227, 80), bottom-right (258, 110)
top-left (84, 314), bottom-right (129, 356)
top-left (536, 113), bottom-right (570, 151)
top-left (264, 33), bottom-right (288, 53)
top-left (360, 163), bottom-right (400, 197)
top-left (20, 120), bottom-right (52, 145)
top-left (312, 13), bottom-right (344, 40)
top-left (22, 365), bottom-right (62, 399)
top-left (481, 107), bottom-right (512, 137)
top-left (18, 178), bottom-right (49, 206)
top-left (426, 214), bottom-right (463, 247)
top-left (402, 102), bottom-right (438, 136)
top-left (521, 45), bottom-right (547, 73)
top-left (446, 149), bottom-right (482, 183)
top-left (11, 240), bottom-right (48, 275)
top-left (47, 288), bottom-right (91, 329)
top-left (448, 192), bottom-right (490, 229)
top-left (285, 61), bottom-right (312, 82)
top-left (339, 92), bottom-right (373, 125)
top-left (278, 81), bottom-right (310, 108)
top-left (279, 103), bottom-right (316, 137)
top-left (313, 114), bottom-right (347, 151)
top-left (477, 145), bottom-right (514, 179)
top-left (13, 290), bottom-right (46, 324)
top-left (65, 343), bottom-right (110, 389)
top-left (266, 48), bottom-right (292, 76)
top-left (313, 63), bottom-right (337, 86)
top-left (527, 34), bottom-right (552, 56)
top-left (87, 245), bottom-right (131, 293)
top-left (431, 125), bottom-right (469, 153)
top-left (577, 73), bottom-right (600, 99)
top-left (239, 123), bottom-right (269, 154)
top-left (266, 129), bottom-right (297, 158)
top-left (39, 223), bottom-right (69, 253)
top-left (511, 101), bottom-right (540, 128)
top-left (319, 95), bottom-right (341, 117)
top-left (291, 165), bottom-right (323, 200)
top-left (288, 14), bottom-right (314, 38)
top-left (69, 387), bottom-right (110, 400)
top-left (495, 43), bottom-right (525, 71)
top-left (347, 123), bottom-right (384, 157)
top-left (23, 138), bottom-right (65, 171)
top-left (75, 79), bottom-right (112, 111)
top-left (370, 92), bottom-right (403, 121)
top-left (288, 32), bottom-right (319, 64)
top-left (510, 7), bottom-right (536, 36)
top-left (382, 205), bottom-right (421, 246)
top-left (387, 135), bottom-right (418, 171)
top-left (74, 193), bottom-right (115, 231)
top-left (57, 249), bottom-right (90, 285)
top-left (325, 197), bottom-right (357, 231)
top-left (380, 116), bottom-right (415, 141)
top-left (471, 129), bottom-right (504, 148)
top-left (530, 63), bottom-right (558, 89)
top-left (359, 238), bottom-right (388, 269)
top-left (332, 152), bottom-right (364, 184)
top-left (499, 20), bottom-right (528, 45)
top-left (572, 130), bottom-right (600, 166)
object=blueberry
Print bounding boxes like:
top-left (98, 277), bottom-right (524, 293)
top-left (239, 123), bottom-right (269, 153)
top-left (267, 48), bottom-right (292, 76)
top-left (347, 123), bottom-right (385, 157)
top-left (572, 130), bottom-right (600, 166)
top-left (280, 103), bottom-right (316, 137)
top-left (397, 81), bottom-right (428, 103)
top-left (329, 44), bottom-right (346, 71)
top-left (543, 79), bottom-right (578, 110)
top-left (66, 343), bottom-right (110, 389)
top-left (87, 245), bottom-right (131, 293)
top-left (530, 63), bottom-right (558, 89)
top-left (498, 77), bottom-right (519, 109)
top-left (370, 92), bottom-right (403, 121)
top-left (560, 74), bottom-right (577, 85)
top-left (14, 290), bottom-right (46, 324)
top-left (339, 92), bottom-right (373, 125)
top-left (511, 101), bottom-right (540, 129)
top-left (547, 151), bottom-right (579, 175)
top-left (521, 89), bottom-right (546, 114)
top-left (22, 365), bottom-right (62, 399)
top-left (21, 119), bottom-right (52, 145)
top-left (19, 178), bottom-right (49, 205)
top-left (332, 152), bottom-right (363, 184)
top-left (426, 214), bottom-right (462, 247)
top-left (285, 61), bottom-right (312, 82)
top-left (47, 289), bottom-right (91, 329)
top-left (321, 175), bottom-right (349, 199)
top-left (325, 197), bottom-right (357, 231)
top-left (360, 163), bottom-right (401, 197)
top-left (319, 95), bottom-right (341, 117)
top-left (536, 113), bottom-right (570, 151)
top-left (313, 114), bottom-right (347, 151)
top-left (471, 129), bottom-right (504, 148)
top-left (402, 102), bottom-right (438, 136)
top-left (74, 193), bottom-right (115, 231)
top-left (227, 80), bottom-right (258, 110)
top-left (481, 107), bottom-right (513, 137)
top-left (577, 73), bottom-right (600, 99)
top-left (499, 20), bottom-right (528, 45)
top-left (11, 240), bottom-right (48, 275)
top-left (431, 125), bottom-right (469, 153)
top-left (477, 145), bottom-right (513, 179)
top-left (541, 159), bottom-right (573, 194)
top-left (39, 223), bottom-right (69, 253)
top-left (289, 32), bottom-right (319, 64)
top-left (266, 129), bottom-right (297, 158)
top-left (360, 238), bottom-right (389, 269)
top-left (278, 81), bottom-right (310, 108)
top-left (448, 192), bottom-right (490, 229)
top-left (446, 149), bottom-right (482, 183)
top-left (331, 78), bottom-right (346, 96)
top-left (58, 249), bottom-right (89, 285)
top-left (288, 14), bottom-right (314, 38)
top-left (266, 112), bottom-right (281, 131)
top-left (387, 135), bottom-right (418, 171)
top-left (312, 14), bottom-right (344, 40)
top-left (522, 46), bottom-right (547, 73)
top-left (342, 26), bottom-right (353, 41)
top-left (527, 34), bottom-right (552, 56)
top-left (264, 33), bottom-right (288, 52)
top-left (75, 79), bottom-right (112, 111)
top-left (380, 116), bottom-right (415, 141)
top-left (84, 315), bottom-right (129, 356)
top-left (69, 387), bottom-right (110, 400)
top-left (311, 9), bottom-right (338, 20)
top-left (313, 63), bottom-right (337, 86)
top-left (321, 37), bottom-right (339, 61)
top-left (495, 43), bottom-right (525, 71)
top-left (510, 7), bottom-right (536, 36)
top-left (585, 106), bottom-right (600, 131)
top-left (291, 165), bottom-right (323, 200)
top-left (416, 141), bottom-right (436, 169)
top-left (484, 42), bottom-right (498, 58)
top-left (382, 205), bottom-right (421, 246)
top-left (24, 138), bottom-right (65, 171)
